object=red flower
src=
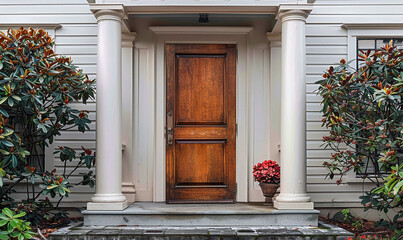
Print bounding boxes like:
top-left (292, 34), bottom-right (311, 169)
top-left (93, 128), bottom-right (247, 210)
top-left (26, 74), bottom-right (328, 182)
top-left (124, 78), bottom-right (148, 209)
top-left (252, 160), bottom-right (280, 184)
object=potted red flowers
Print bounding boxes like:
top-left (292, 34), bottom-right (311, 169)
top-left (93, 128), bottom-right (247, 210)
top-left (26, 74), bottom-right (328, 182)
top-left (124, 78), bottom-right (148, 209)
top-left (253, 160), bottom-right (280, 205)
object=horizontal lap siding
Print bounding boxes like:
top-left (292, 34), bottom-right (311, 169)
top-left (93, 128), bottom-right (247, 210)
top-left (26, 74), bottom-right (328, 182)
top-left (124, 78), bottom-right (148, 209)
top-left (0, 0), bottom-right (97, 207)
top-left (306, 0), bottom-right (403, 207)
top-left (4, 0), bottom-right (403, 209)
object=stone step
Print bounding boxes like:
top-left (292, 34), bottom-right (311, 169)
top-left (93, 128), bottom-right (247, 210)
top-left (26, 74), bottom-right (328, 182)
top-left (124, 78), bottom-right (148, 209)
top-left (82, 203), bottom-right (320, 226)
top-left (49, 221), bottom-right (354, 240)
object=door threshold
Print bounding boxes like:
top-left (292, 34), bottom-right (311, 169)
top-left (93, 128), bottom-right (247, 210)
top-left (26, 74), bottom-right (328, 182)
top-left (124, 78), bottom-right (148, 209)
top-left (166, 199), bottom-right (235, 204)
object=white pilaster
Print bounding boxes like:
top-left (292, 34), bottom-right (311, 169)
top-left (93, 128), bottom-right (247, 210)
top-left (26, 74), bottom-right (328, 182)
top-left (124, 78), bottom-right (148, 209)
top-left (266, 33), bottom-right (282, 165)
top-left (121, 32), bottom-right (137, 203)
top-left (87, 8), bottom-right (128, 211)
top-left (274, 6), bottom-right (314, 210)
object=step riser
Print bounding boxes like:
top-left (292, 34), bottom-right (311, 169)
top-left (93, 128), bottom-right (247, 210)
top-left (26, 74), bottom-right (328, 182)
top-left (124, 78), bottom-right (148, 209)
top-left (83, 214), bottom-right (318, 226)
top-left (49, 221), bottom-right (354, 240)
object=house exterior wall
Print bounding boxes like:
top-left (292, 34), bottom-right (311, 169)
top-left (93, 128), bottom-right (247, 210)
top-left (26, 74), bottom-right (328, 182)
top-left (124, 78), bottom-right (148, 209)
top-left (305, 1), bottom-right (403, 215)
top-left (0, 0), bottom-right (98, 207)
top-left (1, 0), bottom-right (403, 215)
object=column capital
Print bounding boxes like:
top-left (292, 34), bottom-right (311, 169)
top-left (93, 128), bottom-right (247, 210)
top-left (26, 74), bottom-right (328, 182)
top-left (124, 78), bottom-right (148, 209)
top-left (266, 32), bottom-right (281, 47)
top-left (90, 4), bottom-right (128, 22)
top-left (122, 32), bottom-right (137, 48)
top-left (277, 4), bottom-right (312, 22)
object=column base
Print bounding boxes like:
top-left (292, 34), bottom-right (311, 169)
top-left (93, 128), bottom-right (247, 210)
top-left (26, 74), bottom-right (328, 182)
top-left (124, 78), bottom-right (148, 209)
top-left (273, 200), bottom-right (314, 210)
top-left (87, 201), bottom-right (128, 211)
top-left (122, 182), bottom-right (136, 203)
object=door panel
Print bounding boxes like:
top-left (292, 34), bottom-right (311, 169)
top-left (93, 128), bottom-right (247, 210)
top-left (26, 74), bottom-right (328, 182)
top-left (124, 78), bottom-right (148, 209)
top-left (166, 44), bottom-right (236, 203)
top-left (175, 141), bottom-right (225, 185)
top-left (176, 56), bottom-right (225, 125)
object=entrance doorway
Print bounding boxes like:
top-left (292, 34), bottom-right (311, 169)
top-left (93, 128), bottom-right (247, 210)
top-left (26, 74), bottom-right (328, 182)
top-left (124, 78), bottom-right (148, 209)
top-left (165, 44), bottom-right (237, 203)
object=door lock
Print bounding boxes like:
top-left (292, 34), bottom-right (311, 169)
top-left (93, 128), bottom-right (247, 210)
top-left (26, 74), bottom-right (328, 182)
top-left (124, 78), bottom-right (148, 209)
top-left (167, 112), bottom-right (174, 145)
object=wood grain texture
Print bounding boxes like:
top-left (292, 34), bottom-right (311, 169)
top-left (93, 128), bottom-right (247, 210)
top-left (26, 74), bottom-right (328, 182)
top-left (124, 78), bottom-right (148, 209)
top-left (176, 56), bottom-right (225, 125)
top-left (175, 141), bottom-right (225, 185)
top-left (166, 44), bottom-right (236, 203)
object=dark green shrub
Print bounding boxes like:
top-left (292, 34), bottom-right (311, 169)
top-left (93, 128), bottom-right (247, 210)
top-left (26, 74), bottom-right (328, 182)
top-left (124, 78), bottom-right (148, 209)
top-left (317, 41), bottom-right (402, 230)
top-left (0, 208), bottom-right (36, 240)
top-left (0, 27), bottom-right (96, 224)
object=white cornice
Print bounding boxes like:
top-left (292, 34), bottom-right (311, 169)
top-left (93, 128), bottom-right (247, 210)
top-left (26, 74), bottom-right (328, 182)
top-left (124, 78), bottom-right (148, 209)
top-left (125, 5), bottom-right (278, 14)
top-left (122, 32), bottom-right (137, 48)
top-left (342, 23), bottom-right (403, 30)
top-left (266, 32), bottom-right (281, 47)
top-left (149, 26), bottom-right (253, 35)
top-left (0, 24), bottom-right (61, 29)
top-left (278, 4), bottom-right (313, 12)
top-left (90, 4), bottom-right (128, 20)
top-left (277, 4), bottom-right (313, 22)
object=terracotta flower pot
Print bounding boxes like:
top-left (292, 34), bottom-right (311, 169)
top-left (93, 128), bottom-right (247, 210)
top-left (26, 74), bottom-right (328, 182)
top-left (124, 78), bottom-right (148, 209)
top-left (259, 183), bottom-right (279, 206)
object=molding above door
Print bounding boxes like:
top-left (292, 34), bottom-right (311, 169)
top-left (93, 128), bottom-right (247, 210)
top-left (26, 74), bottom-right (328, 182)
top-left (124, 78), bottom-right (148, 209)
top-left (149, 26), bottom-right (253, 35)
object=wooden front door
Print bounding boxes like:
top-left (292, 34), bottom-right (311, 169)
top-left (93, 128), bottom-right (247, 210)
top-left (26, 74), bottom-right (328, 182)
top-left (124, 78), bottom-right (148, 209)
top-left (166, 44), bottom-right (236, 203)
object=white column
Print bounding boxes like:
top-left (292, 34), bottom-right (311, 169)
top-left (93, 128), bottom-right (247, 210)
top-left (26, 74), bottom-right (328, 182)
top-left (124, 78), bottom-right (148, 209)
top-left (121, 33), bottom-right (137, 203)
top-left (87, 9), bottom-right (128, 211)
top-left (274, 8), bottom-right (314, 210)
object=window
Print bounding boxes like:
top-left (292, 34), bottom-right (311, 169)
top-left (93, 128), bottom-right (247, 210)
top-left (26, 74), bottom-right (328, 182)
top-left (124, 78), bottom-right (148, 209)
top-left (343, 24), bottom-right (403, 182)
top-left (356, 38), bottom-right (403, 69)
top-left (9, 115), bottom-right (46, 172)
top-left (354, 38), bottom-right (403, 177)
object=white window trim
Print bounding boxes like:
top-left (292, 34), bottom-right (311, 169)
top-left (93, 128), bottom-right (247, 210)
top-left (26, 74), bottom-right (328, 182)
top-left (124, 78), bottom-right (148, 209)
top-left (343, 23), bottom-right (403, 71)
top-left (0, 24), bottom-right (61, 172)
top-left (342, 23), bottom-right (403, 183)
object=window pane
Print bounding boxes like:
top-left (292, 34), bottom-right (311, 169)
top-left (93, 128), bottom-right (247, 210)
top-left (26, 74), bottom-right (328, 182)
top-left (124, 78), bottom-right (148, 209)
top-left (376, 39), bottom-right (391, 49)
top-left (394, 38), bottom-right (403, 49)
top-left (358, 39), bottom-right (375, 49)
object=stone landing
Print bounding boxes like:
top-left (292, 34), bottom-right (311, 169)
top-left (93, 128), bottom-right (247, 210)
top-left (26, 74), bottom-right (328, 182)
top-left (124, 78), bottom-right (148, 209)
top-left (82, 203), bottom-right (319, 226)
top-left (49, 221), bottom-right (353, 240)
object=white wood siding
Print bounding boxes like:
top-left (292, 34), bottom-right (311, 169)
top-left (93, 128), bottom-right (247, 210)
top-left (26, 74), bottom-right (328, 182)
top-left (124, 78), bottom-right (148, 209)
top-left (3, 0), bottom-right (403, 208)
top-left (305, 0), bottom-right (403, 208)
top-left (0, 0), bottom-right (97, 207)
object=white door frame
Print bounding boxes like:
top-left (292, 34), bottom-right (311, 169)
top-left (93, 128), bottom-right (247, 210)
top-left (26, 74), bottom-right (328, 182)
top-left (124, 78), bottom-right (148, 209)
top-left (151, 26), bottom-right (253, 202)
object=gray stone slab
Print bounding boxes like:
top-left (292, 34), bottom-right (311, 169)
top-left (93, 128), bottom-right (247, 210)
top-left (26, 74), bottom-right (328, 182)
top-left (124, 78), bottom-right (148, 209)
top-left (50, 236), bottom-right (67, 240)
top-left (149, 237), bottom-right (169, 240)
top-left (144, 229), bottom-right (166, 235)
top-left (82, 202), bottom-right (319, 227)
top-left (236, 228), bottom-right (258, 236)
top-left (119, 237), bottom-right (148, 240)
top-left (256, 228), bottom-right (304, 236)
top-left (118, 229), bottom-right (145, 235)
top-left (83, 203), bottom-right (319, 215)
top-left (84, 213), bottom-right (319, 226)
top-left (310, 237), bottom-right (336, 240)
top-left (165, 229), bottom-right (209, 235)
top-left (66, 229), bottom-right (92, 235)
top-left (208, 228), bottom-right (237, 236)
top-left (190, 237), bottom-right (208, 240)
top-left (49, 219), bottom-right (353, 240)
top-left (237, 237), bottom-right (257, 240)
top-left (166, 237), bottom-right (190, 240)
top-left (65, 231), bottom-right (88, 240)
top-left (77, 225), bottom-right (106, 230)
top-left (87, 229), bottom-right (120, 235)
top-left (297, 227), bottom-right (344, 236)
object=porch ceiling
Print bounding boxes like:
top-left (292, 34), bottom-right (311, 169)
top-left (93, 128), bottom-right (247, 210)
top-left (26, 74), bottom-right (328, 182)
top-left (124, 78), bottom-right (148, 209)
top-left (128, 13), bottom-right (277, 33)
